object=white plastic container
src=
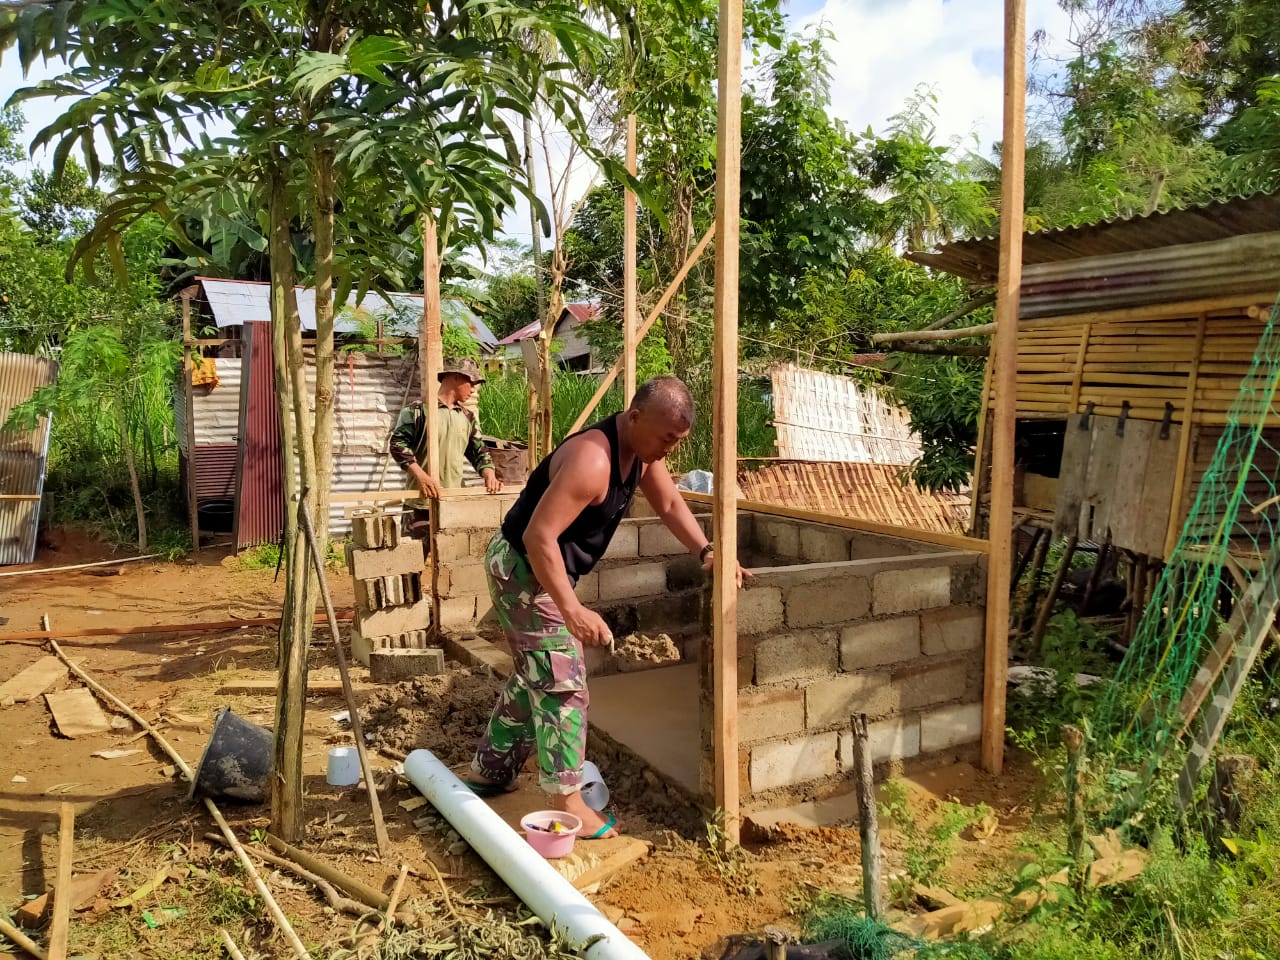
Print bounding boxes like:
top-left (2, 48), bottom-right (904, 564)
top-left (580, 760), bottom-right (610, 811)
top-left (326, 747), bottom-right (360, 786)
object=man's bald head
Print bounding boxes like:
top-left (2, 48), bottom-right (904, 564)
top-left (630, 375), bottom-right (695, 430)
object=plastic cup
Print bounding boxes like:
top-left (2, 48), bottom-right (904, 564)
top-left (580, 760), bottom-right (610, 811)
top-left (326, 747), bottom-right (361, 786)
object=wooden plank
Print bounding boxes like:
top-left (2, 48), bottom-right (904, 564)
top-left (1107, 420), bottom-right (1156, 552)
top-left (47, 803), bottom-right (75, 960)
top-left (1133, 424), bottom-right (1181, 558)
top-left (45, 689), bottom-right (111, 738)
top-left (1080, 419), bottom-right (1123, 540)
top-left (623, 112), bottom-right (638, 406)
top-left (712, 0), bottom-right (744, 844)
top-left (983, 0), bottom-right (1027, 776)
top-left (181, 295), bottom-right (200, 555)
top-left (1053, 414), bottom-right (1092, 538)
top-left (570, 837), bottom-right (652, 891)
top-left (0, 657), bottom-right (68, 706)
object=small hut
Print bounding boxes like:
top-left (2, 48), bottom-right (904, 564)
top-left (909, 192), bottom-right (1280, 568)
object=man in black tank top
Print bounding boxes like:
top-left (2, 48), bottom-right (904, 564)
top-left (467, 376), bottom-right (747, 839)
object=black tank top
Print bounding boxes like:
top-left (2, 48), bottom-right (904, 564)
top-left (501, 416), bottom-right (642, 584)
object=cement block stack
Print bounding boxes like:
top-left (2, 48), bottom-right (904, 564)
top-left (347, 510), bottom-right (444, 682)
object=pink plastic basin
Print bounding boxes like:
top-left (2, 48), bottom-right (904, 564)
top-left (520, 810), bottom-right (582, 859)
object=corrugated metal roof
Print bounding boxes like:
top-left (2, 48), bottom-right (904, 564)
top-left (0, 352), bottom-right (58, 564)
top-left (738, 461), bottom-right (971, 534)
top-left (563, 302), bottom-right (600, 323)
top-left (497, 319), bottom-right (541, 346)
top-left (196, 278), bottom-right (498, 350)
top-left (908, 191), bottom-right (1280, 284)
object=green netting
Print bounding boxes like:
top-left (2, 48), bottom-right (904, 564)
top-left (1090, 293), bottom-right (1280, 819)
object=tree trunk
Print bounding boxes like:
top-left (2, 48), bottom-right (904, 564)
top-left (268, 169), bottom-right (318, 843)
top-left (524, 114), bottom-right (546, 324)
top-left (661, 180), bottom-right (694, 368)
top-left (539, 245), bottom-right (565, 457)
top-left (118, 406), bottom-right (147, 552)
top-left (311, 145), bottom-right (337, 562)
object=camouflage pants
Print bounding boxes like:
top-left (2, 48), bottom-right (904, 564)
top-left (471, 534), bottom-right (589, 795)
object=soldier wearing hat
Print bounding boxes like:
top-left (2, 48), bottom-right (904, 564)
top-left (390, 357), bottom-right (501, 538)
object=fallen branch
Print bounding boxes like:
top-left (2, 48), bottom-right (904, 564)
top-left (381, 865), bottom-right (411, 932)
top-left (2, 612), bottom-right (352, 643)
top-left (0, 554), bottom-right (162, 579)
top-left (880, 342), bottom-right (990, 357)
top-left (916, 292), bottom-right (996, 333)
top-left (871, 321), bottom-right (996, 344)
top-left (0, 916), bottom-right (48, 960)
top-left (265, 834), bottom-right (390, 912)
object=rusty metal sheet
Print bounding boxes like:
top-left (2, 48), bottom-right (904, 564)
top-left (0, 352), bottom-right (58, 564)
top-left (235, 322), bottom-right (284, 550)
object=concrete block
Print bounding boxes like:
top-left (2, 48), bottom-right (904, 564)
top-left (799, 526), bottom-right (851, 563)
top-left (894, 660), bottom-right (969, 710)
top-left (599, 561), bottom-right (667, 601)
top-left (840, 617), bottom-right (920, 670)
top-left (639, 522), bottom-right (687, 557)
top-left (355, 599), bottom-right (433, 638)
top-left (369, 648), bottom-right (446, 683)
top-left (805, 672), bottom-right (893, 728)
top-left (785, 576), bottom-right (871, 628)
top-left (442, 561), bottom-right (489, 598)
top-left (440, 596), bottom-right (477, 629)
top-left (469, 531), bottom-right (495, 559)
top-left (575, 571), bottom-right (600, 604)
top-left (666, 555), bottom-right (704, 591)
top-left (839, 716), bottom-right (921, 768)
top-left (602, 523), bottom-right (639, 560)
top-left (755, 629), bottom-right (838, 684)
top-left (920, 607), bottom-right (984, 656)
top-left (476, 595), bottom-right (496, 625)
top-left (351, 513), bottom-right (398, 549)
top-left (749, 732), bottom-right (839, 793)
top-left (346, 539), bottom-right (424, 581)
top-left (437, 496), bottom-right (502, 530)
top-left (636, 592), bottom-right (700, 634)
top-left (350, 628), bottom-right (373, 666)
top-left (739, 686), bottom-right (805, 743)
top-left (754, 518), bottom-right (800, 560)
top-left (738, 586), bottom-right (785, 635)
top-left (873, 566), bottom-right (952, 616)
top-left (435, 532), bottom-right (471, 562)
top-left (920, 701), bottom-right (983, 752)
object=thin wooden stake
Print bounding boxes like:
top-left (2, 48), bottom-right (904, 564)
top-left (711, 0), bottom-right (743, 848)
top-left (1030, 535), bottom-right (1079, 659)
top-left (623, 113), bottom-right (638, 406)
top-left (0, 916), bottom-right (47, 960)
top-left (982, 0), bottom-right (1028, 776)
top-left (298, 500), bottom-right (390, 858)
top-left (850, 714), bottom-right (882, 919)
top-left (46, 803), bottom-right (75, 960)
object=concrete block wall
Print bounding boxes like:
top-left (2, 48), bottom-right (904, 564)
top-left (435, 493), bottom-right (715, 646)
top-left (697, 514), bottom-right (986, 809)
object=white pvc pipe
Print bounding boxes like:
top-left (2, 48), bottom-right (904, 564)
top-left (403, 749), bottom-right (651, 960)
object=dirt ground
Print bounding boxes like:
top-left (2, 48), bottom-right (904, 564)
top-left (1, 528), bottom-right (1046, 960)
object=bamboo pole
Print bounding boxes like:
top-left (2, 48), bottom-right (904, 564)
top-left (181, 295), bottom-right (201, 554)
top-left (423, 214), bottom-right (443, 637)
top-left (47, 803), bottom-right (74, 960)
top-left (567, 224), bottom-right (716, 435)
top-left (982, 0), bottom-right (1027, 777)
top-left (711, 0), bottom-right (743, 847)
top-left (1164, 314), bottom-right (1208, 557)
top-left (219, 930), bottom-right (248, 960)
top-left (1067, 324), bottom-right (1091, 409)
top-left (872, 321), bottom-right (996, 344)
top-left (298, 500), bottom-right (390, 858)
top-left (623, 113), bottom-right (638, 406)
top-left (0, 917), bottom-right (47, 960)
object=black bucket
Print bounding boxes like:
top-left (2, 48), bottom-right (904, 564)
top-left (190, 708), bottom-right (274, 803)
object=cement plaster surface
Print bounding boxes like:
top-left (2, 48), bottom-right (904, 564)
top-left (589, 663), bottom-right (701, 796)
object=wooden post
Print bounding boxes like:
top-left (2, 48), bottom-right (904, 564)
top-left (711, 0), bottom-right (743, 847)
top-left (982, 0), bottom-right (1027, 776)
top-left (47, 803), bottom-right (74, 960)
top-left (422, 214), bottom-right (443, 636)
top-left (623, 113), bottom-right (638, 406)
top-left (1164, 313), bottom-right (1208, 557)
top-left (181, 295), bottom-right (200, 554)
top-left (1030, 534), bottom-right (1078, 659)
top-left (851, 714), bottom-right (882, 919)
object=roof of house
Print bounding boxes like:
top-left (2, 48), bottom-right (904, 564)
top-left (494, 303), bottom-right (602, 347)
top-left (563, 302), bottom-right (601, 323)
top-left (196, 277), bottom-right (498, 351)
top-left (907, 191), bottom-right (1280, 284)
top-left (737, 461), bottom-right (971, 534)
top-left (497, 319), bottom-right (541, 346)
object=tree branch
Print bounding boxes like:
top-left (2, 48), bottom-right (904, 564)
top-left (918, 292), bottom-right (996, 332)
top-left (882, 342), bottom-right (989, 357)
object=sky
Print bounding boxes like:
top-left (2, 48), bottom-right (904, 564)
top-left (0, 0), bottom-right (1078, 261)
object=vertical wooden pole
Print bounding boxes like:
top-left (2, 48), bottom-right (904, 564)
top-left (624, 113), bottom-right (639, 406)
top-left (181, 296), bottom-right (200, 553)
top-left (982, 0), bottom-right (1027, 776)
top-left (712, 0), bottom-right (743, 846)
top-left (422, 214), bottom-right (443, 636)
top-left (1164, 313), bottom-right (1208, 557)
top-left (47, 802), bottom-right (74, 960)
top-left (851, 714), bottom-right (882, 919)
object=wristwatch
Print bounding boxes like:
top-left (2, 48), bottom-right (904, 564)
top-left (698, 543), bottom-right (714, 563)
